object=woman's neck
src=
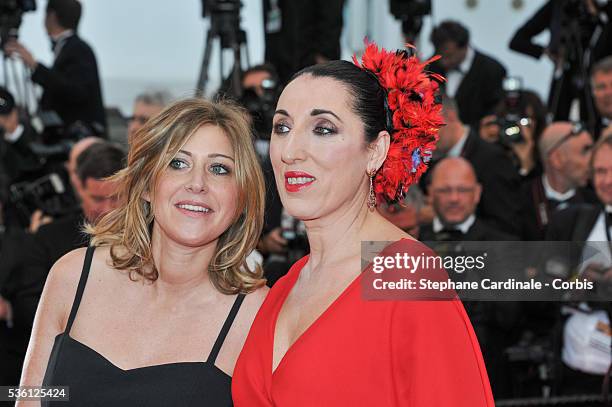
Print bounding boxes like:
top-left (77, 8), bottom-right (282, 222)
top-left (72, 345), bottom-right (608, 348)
top-left (149, 226), bottom-right (217, 299)
top-left (304, 191), bottom-right (373, 271)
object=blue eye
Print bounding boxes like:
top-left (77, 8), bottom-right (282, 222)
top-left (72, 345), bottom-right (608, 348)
top-left (169, 159), bottom-right (188, 170)
top-left (210, 163), bottom-right (230, 175)
top-left (273, 122), bottom-right (290, 135)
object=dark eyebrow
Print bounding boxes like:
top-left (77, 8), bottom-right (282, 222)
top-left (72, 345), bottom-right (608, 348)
top-left (274, 109), bottom-right (290, 117)
top-left (311, 109), bottom-right (342, 123)
top-left (177, 150), bottom-right (235, 162)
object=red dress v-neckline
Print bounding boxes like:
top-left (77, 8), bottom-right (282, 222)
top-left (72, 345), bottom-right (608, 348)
top-left (270, 255), bottom-right (364, 377)
top-left (232, 238), bottom-right (495, 406)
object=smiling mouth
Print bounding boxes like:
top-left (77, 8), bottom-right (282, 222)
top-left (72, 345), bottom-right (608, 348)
top-left (284, 172), bottom-right (316, 192)
top-left (287, 176), bottom-right (315, 185)
top-left (175, 203), bottom-right (211, 214)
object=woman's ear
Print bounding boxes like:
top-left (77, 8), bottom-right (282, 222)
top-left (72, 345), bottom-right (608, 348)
top-left (367, 130), bottom-right (391, 173)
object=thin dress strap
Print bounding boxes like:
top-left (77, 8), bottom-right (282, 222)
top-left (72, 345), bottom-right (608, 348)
top-left (207, 293), bottom-right (246, 364)
top-left (64, 245), bottom-right (95, 334)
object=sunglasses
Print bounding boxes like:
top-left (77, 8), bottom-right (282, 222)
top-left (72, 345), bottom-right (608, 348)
top-left (547, 122), bottom-right (586, 155)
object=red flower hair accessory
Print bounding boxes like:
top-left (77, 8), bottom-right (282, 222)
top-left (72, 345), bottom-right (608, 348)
top-left (353, 41), bottom-right (445, 203)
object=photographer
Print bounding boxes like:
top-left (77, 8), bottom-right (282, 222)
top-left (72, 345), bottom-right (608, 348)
top-left (0, 87), bottom-right (40, 191)
top-left (509, 0), bottom-right (612, 124)
top-left (4, 0), bottom-right (106, 137)
top-left (479, 88), bottom-right (547, 179)
top-left (0, 141), bottom-right (123, 386)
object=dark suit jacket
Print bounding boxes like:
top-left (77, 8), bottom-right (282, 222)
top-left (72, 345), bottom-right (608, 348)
top-left (546, 204), bottom-right (602, 242)
top-left (420, 217), bottom-right (519, 398)
top-left (31, 35), bottom-right (106, 135)
top-left (429, 50), bottom-right (506, 126)
top-left (520, 177), bottom-right (599, 241)
top-left (0, 212), bottom-right (87, 354)
top-left (509, 1), bottom-right (612, 63)
top-left (419, 217), bottom-right (517, 242)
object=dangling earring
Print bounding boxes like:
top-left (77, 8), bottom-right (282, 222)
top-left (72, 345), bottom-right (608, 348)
top-left (367, 170), bottom-right (376, 209)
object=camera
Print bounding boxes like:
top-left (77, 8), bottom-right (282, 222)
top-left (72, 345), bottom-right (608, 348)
top-left (9, 171), bottom-right (77, 227)
top-left (0, 0), bottom-right (36, 47)
top-left (497, 77), bottom-right (531, 146)
top-left (389, 0), bottom-right (431, 39)
top-left (240, 77), bottom-right (280, 140)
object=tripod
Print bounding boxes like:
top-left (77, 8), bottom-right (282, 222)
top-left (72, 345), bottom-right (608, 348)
top-left (195, 2), bottom-right (250, 98)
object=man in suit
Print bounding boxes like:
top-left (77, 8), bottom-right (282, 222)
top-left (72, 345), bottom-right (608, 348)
top-left (4, 0), bottom-right (106, 137)
top-left (428, 20), bottom-right (506, 127)
top-left (521, 122), bottom-right (597, 240)
top-left (545, 133), bottom-right (612, 395)
top-left (0, 141), bottom-right (124, 386)
top-left (420, 157), bottom-right (515, 242)
top-left (419, 157), bottom-right (518, 398)
top-left (591, 56), bottom-right (612, 140)
top-left (0, 88), bottom-right (42, 230)
top-left (423, 96), bottom-right (523, 236)
top-left (509, 0), bottom-right (612, 125)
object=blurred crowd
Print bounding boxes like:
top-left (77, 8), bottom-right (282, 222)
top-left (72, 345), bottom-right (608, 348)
top-left (1, 0), bottom-right (612, 404)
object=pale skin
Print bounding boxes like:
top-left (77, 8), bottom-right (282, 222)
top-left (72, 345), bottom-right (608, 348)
top-left (17, 126), bottom-right (267, 406)
top-left (269, 75), bottom-right (411, 372)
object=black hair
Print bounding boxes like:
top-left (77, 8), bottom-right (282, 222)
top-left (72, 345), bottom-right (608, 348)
top-left (290, 60), bottom-right (389, 143)
top-left (76, 142), bottom-right (125, 185)
top-left (430, 20), bottom-right (470, 50)
top-left (47, 0), bottom-right (82, 31)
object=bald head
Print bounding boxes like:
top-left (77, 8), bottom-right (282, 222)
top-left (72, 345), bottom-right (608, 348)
top-left (538, 122), bottom-right (593, 188)
top-left (431, 157), bottom-right (478, 187)
top-left (430, 157), bottom-right (481, 226)
top-left (539, 122), bottom-right (576, 160)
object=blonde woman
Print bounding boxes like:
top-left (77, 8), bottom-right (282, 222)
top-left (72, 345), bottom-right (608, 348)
top-left (18, 99), bottom-right (268, 406)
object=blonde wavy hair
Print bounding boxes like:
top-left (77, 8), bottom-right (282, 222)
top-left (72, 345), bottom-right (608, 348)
top-left (88, 98), bottom-right (266, 294)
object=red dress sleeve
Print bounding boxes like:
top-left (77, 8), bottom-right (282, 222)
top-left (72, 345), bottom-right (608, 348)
top-left (391, 299), bottom-right (495, 406)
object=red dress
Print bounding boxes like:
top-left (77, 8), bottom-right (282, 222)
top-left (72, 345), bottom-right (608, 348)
top-left (232, 239), bottom-right (495, 406)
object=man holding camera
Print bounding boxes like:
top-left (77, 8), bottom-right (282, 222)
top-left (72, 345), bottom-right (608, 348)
top-left (510, 0), bottom-right (612, 124)
top-left (424, 97), bottom-right (523, 237)
top-left (0, 141), bottom-right (123, 385)
top-left (4, 0), bottom-right (106, 136)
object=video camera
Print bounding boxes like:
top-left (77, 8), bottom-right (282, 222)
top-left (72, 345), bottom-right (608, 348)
top-left (0, 0), bottom-right (36, 48)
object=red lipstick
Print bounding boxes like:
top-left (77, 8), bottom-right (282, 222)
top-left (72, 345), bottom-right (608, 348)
top-left (284, 171), bottom-right (316, 193)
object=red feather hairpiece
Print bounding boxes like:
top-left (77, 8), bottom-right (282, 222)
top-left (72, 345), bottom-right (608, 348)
top-left (352, 41), bottom-right (445, 203)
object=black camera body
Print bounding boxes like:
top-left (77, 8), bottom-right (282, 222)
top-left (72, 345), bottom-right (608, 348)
top-left (497, 77), bottom-right (530, 146)
top-left (0, 0), bottom-right (36, 47)
top-left (240, 77), bottom-right (280, 140)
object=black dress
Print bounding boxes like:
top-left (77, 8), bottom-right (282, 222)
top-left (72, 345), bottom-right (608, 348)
top-left (42, 246), bottom-right (245, 406)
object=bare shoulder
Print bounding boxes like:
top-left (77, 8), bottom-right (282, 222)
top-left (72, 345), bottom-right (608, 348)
top-left (369, 215), bottom-right (416, 243)
top-left (46, 247), bottom-right (89, 295)
top-left (240, 284), bottom-right (269, 317)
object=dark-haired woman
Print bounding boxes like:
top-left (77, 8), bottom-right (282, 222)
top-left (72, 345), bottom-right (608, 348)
top-left (232, 44), bottom-right (495, 406)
